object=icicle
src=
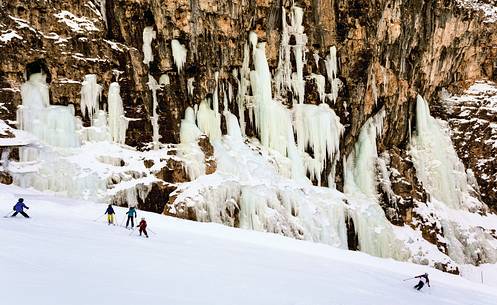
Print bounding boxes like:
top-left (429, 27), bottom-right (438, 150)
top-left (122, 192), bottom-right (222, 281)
top-left (290, 6), bottom-right (307, 104)
top-left (342, 108), bottom-right (408, 260)
top-left (178, 107), bottom-right (205, 180)
top-left (159, 74), bottom-right (170, 87)
top-left (294, 103), bottom-right (344, 185)
top-left (180, 107), bottom-right (202, 144)
top-left (80, 74), bottom-right (102, 120)
top-left (171, 39), bottom-right (187, 73)
top-left (147, 75), bottom-right (161, 149)
top-left (310, 74), bottom-right (326, 103)
top-left (99, 0), bottom-right (107, 27)
top-left (274, 7), bottom-right (292, 97)
top-left (224, 111), bottom-right (242, 141)
top-left (187, 78), bottom-right (195, 97)
top-left (107, 82), bottom-right (128, 144)
top-left (275, 6), bottom-right (308, 103)
top-left (142, 26), bottom-right (156, 66)
top-left (222, 84), bottom-right (228, 113)
top-left (250, 37), bottom-right (291, 155)
top-left (213, 71), bottom-right (219, 114)
top-left (344, 108), bottom-right (385, 199)
top-left (325, 46), bottom-right (341, 103)
top-left (236, 42), bottom-right (251, 136)
top-left (196, 99), bottom-right (222, 141)
top-left (228, 82), bottom-right (233, 105)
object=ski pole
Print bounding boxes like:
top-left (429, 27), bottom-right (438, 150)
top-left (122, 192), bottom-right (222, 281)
top-left (93, 214), bottom-right (105, 222)
top-left (3, 211), bottom-right (13, 218)
top-left (120, 216), bottom-right (126, 227)
top-left (403, 277), bottom-right (415, 281)
top-left (148, 228), bottom-right (157, 235)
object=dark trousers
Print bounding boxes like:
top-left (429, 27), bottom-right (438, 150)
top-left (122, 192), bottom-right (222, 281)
top-left (126, 216), bottom-right (134, 227)
top-left (414, 281), bottom-right (424, 290)
top-left (139, 227), bottom-right (148, 237)
top-left (12, 211), bottom-right (29, 218)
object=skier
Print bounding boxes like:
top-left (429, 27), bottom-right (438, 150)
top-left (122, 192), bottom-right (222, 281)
top-left (137, 217), bottom-right (148, 238)
top-left (125, 206), bottom-right (137, 229)
top-left (104, 204), bottom-right (115, 225)
top-left (413, 273), bottom-right (430, 291)
top-left (11, 198), bottom-right (30, 218)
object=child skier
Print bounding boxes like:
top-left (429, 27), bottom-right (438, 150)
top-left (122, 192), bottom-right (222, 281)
top-left (11, 198), bottom-right (30, 218)
top-left (104, 204), bottom-right (115, 225)
top-left (137, 217), bottom-right (148, 238)
top-left (413, 273), bottom-right (430, 291)
top-left (125, 206), bottom-right (137, 229)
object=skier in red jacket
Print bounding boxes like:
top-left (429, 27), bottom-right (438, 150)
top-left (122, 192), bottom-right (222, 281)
top-left (137, 217), bottom-right (148, 238)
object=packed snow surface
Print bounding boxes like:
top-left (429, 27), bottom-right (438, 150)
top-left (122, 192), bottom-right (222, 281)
top-left (1, 184), bottom-right (497, 305)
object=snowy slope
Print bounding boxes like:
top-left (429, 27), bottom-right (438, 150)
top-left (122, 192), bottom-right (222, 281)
top-left (1, 184), bottom-right (496, 305)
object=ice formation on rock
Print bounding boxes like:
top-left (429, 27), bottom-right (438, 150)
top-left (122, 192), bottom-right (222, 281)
top-left (178, 107), bottom-right (205, 180)
top-left (99, 0), bottom-right (107, 27)
top-left (345, 109), bottom-right (386, 199)
top-left (275, 6), bottom-right (308, 104)
top-left (187, 78), bottom-right (195, 96)
top-left (80, 74), bottom-right (102, 120)
top-left (325, 46), bottom-right (341, 104)
top-left (142, 26), bottom-right (156, 65)
top-left (408, 95), bottom-right (496, 266)
top-left (147, 75), bottom-right (161, 149)
top-left (17, 73), bottom-right (79, 148)
top-left (159, 74), bottom-right (170, 87)
top-left (196, 99), bottom-right (222, 142)
top-left (171, 39), bottom-right (187, 73)
top-left (410, 95), bottom-right (481, 211)
top-left (107, 82), bottom-right (128, 145)
top-left (250, 33), bottom-right (293, 156)
top-left (342, 108), bottom-right (407, 259)
top-left (294, 103), bottom-right (343, 185)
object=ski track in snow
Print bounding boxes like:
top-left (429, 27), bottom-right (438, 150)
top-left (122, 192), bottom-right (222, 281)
top-left (0, 184), bottom-right (497, 305)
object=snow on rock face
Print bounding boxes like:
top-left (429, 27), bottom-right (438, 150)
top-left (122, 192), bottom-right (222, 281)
top-left (0, 29), bottom-right (22, 43)
top-left (438, 81), bottom-right (497, 212)
top-left (457, 0), bottom-right (497, 23)
top-left (54, 10), bottom-right (99, 33)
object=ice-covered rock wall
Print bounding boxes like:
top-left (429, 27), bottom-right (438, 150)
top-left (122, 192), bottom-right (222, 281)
top-left (0, 0), bottom-right (497, 274)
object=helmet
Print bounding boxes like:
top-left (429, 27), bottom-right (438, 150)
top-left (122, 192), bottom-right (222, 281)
top-left (19, 198), bottom-right (24, 202)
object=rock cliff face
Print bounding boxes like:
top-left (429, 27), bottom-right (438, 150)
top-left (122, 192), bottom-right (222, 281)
top-left (1, 0), bottom-right (496, 190)
top-left (1, 0), bottom-right (497, 272)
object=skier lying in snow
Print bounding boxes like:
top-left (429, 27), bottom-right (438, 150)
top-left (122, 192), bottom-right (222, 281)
top-left (414, 273), bottom-right (430, 291)
top-left (105, 204), bottom-right (115, 225)
top-left (12, 198), bottom-right (29, 218)
top-left (137, 217), bottom-right (148, 238)
top-left (125, 207), bottom-right (137, 229)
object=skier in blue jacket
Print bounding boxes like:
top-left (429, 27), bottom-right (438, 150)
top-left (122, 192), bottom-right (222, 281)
top-left (125, 207), bottom-right (137, 229)
top-left (12, 198), bottom-right (30, 218)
